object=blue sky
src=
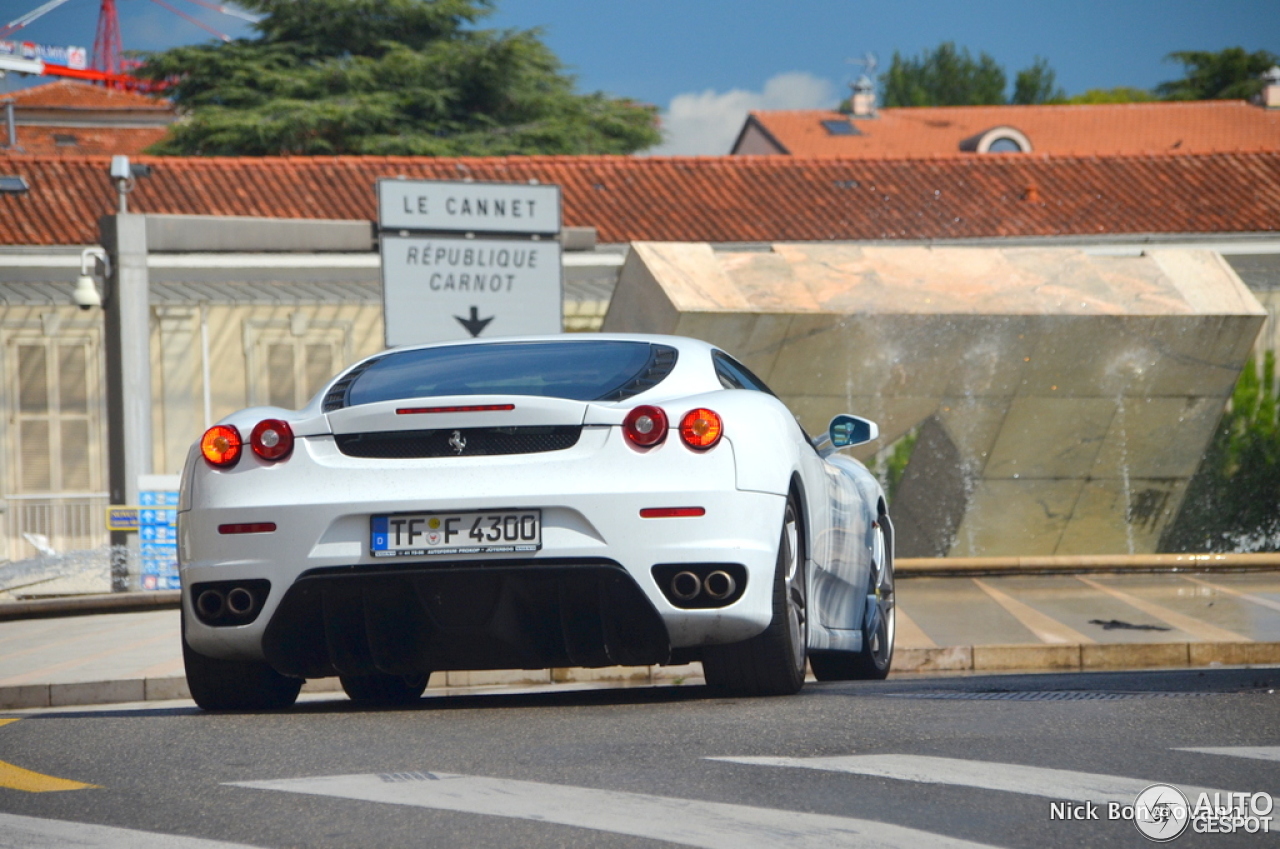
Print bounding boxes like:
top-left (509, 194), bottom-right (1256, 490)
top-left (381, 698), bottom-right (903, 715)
top-left (2, 0), bottom-right (1277, 153)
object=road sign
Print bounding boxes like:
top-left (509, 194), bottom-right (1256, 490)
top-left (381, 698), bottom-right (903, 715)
top-left (378, 179), bottom-right (561, 235)
top-left (381, 235), bottom-right (562, 347)
top-left (106, 507), bottom-right (139, 531)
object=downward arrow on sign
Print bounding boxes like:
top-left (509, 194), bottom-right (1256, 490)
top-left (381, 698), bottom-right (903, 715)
top-left (455, 306), bottom-right (494, 337)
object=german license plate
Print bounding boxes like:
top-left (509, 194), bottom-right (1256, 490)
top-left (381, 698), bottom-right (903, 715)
top-left (370, 509), bottom-right (541, 557)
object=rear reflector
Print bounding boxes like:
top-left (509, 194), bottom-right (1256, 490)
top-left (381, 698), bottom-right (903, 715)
top-left (218, 522), bottom-right (277, 535)
top-left (397, 404), bottom-right (516, 415)
top-left (640, 507), bottom-right (706, 518)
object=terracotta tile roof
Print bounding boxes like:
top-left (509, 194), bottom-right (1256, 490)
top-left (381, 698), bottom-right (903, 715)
top-left (3, 125), bottom-right (169, 156)
top-left (3, 80), bottom-right (173, 112)
top-left (0, 152), bottom-right (1276, 246)
top-left (738, 101), bottom-right (1280, 158)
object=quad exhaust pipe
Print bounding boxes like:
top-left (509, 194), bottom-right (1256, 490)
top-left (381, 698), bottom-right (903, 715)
top-left (703, 570), bottom-right (736, 601)
top-left (196, 589), bottom-right (225, 619)
top-left (193, 581), bottom-right (268, 625)
top-left (664, 567), bottom-right (742, 607)
top-left (670, 571), bottom-right (701, 601)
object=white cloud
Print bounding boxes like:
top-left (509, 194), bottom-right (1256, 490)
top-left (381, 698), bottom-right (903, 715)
top-left (645, 71), bottom-right (838, 156)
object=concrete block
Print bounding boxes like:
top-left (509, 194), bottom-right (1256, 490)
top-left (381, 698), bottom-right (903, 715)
top-left (973, 644), bottom-right (1081, 671)
top-left (445, 669), bottom-right (552, 688)
top-left (604, 242), bottom-right (1265, 556)
top-left (652, 662), bottom-right (703, 683)
top-left (1056, 479), bottom-right (1185, 556)
top-left (301, 678), bottom-right (343, 693)
top-left (144, 676), bottom-right (191, 701)
top-left (552, 666), bottom-right (653, 684)
top-left (984, 397), bottom-right (1117, 479)
top-left (1081, 642), bottom-right (1190, 670)
top-left (893, 646), bottom-right (973, 673)
top-left (50, 679), bottom-right (144, 707)
top-left (0, 685), bottom-right (50, 709)
top-left (950, 480), bottom-right (1083, 557)
top-left (1089, 396), bottom-right (1223, 480)
top-left (1190, 642), bottom-right (1280, 667)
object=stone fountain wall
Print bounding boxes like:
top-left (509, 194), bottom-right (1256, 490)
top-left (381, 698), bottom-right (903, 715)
top-left (602, 243), bottom-right (1266, 557)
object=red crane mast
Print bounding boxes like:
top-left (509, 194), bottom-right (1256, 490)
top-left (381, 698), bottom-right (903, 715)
top-left (92, 0), bottom-right (124, 77)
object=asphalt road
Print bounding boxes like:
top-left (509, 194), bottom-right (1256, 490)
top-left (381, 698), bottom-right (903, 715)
top-left (0, 668), bottom-right (1277, 848)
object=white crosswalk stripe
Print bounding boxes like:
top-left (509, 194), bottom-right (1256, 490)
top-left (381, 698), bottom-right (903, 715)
top-left (1176, 746), bottom-right (1280, 763)
top-left (708, 754), bottom-right (1240, 805)
top-left (229, 770), bottom-right (998, 849)
top-left (0, 812), bottom-right (263, 849)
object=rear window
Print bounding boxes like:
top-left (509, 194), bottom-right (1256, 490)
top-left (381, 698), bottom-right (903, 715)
top-left (343, 341), bottom-right (676, 406)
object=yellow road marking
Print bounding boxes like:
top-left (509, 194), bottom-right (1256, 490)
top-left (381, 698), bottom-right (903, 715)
top-left (1181, 576), bottom-right (1280, 614)
top-left (894, 606), bottom-right (936, 648)
top-left (972, 579), bottom-right (1095, 645)
top-left (1076, 576), bottom-right (1246, 642)
top-left (0, 718), bottom-right (100, 792)
top-left (0, 759), bottom-right (99, 792)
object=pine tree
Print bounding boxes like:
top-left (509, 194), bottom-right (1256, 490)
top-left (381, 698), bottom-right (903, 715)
top-left (137, 0), bottom-right (660, 156)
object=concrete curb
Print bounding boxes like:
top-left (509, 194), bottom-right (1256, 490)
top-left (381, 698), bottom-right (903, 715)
top-left (898, 553), bottom-right (1280, 576)
top-left (3, 646), bottom-right (1276, 710)
top-left (1, 554), bottom-right (1277, 622)
top-left (0, 591), bottom-right (179, 621)
top-left (892, 641), bottom-right (1280, 674)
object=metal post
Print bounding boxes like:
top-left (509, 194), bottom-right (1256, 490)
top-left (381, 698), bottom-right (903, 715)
top-left (100, 214), bottom-right (151, 591)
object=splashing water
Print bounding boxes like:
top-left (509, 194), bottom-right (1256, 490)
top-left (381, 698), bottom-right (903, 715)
top-left (0, 545), bottom-right (131, 599)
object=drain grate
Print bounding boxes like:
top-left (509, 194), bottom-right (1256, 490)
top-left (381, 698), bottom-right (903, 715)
top-left (886, 690), bottom-right (1212, 701)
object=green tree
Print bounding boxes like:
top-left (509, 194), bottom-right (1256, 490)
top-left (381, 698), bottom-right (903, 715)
top-left (1012, 56), bottom-right (1066, 104)
top-left (1155, 47), bottom-right (1279, 101)
top-left (1066, 86), bottom-right (1156, 104)
top-left (1162, 353), bottom-right (1280, 552)
top-left (137, 0), bottom-right (660, 156)
top-left (880, 42), bottom-right (1008, 107)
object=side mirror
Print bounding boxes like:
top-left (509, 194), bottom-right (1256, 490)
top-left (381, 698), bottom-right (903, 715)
top-left (829, 414), bottom-right (878, 448)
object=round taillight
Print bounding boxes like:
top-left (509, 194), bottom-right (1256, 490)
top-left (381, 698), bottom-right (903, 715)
top-left (201, 424), bottom-right (242, 467)
top-left (250, 419), bottom-right (294, 461)
top-left (679, 408), bottom-right (723, 450)
top-left (623, 405), bottom-right (668, 447)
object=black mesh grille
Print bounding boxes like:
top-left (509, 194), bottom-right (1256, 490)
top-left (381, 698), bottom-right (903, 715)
top-left (322, 355), bottom-right (387, 413)
top-left (335, 426), bottom-right (582, 458)
top-left (598, 345), bottom-right (678, 402)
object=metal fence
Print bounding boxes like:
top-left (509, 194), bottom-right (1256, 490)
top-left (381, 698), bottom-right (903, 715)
top-left (2, 493), bottom-right (110, 561)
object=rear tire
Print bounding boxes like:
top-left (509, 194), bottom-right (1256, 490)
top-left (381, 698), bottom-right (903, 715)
top-left (183, 632), bottom-right (302, 711)
top-left (702, 496), bottom-right (807, 696)
top-left (340, 672), bottom-right (429, 706)
top-left (810, 516), bottom-right (895, 681)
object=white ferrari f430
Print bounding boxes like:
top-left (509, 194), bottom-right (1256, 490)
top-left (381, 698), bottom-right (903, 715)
top-left (179, 334), bottom-right (895, 709)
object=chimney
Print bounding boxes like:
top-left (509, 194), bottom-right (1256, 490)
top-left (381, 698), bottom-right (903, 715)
top-left (1263, 66), bottom-right (1280, 109)
top-left (2, 99), bottom-right (15, 150)
top-left (851, 74), bottom-right (877, 118)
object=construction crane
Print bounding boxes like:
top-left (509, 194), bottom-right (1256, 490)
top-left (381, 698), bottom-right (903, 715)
top-left (0, 0), bottom-right (251, 89)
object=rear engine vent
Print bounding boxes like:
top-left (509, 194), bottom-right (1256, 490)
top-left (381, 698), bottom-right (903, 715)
top-left (598, 345), bottom-right (678, 402)
top-left (336, 426), bottom-right (582, 458)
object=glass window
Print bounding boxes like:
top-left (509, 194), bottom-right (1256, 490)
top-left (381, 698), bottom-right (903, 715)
top-left (712, 351), bottom-right (776, 395)
top-left (9, 338), bottom-right (99, 494)
top-left (986, 137), bottom-right (1024, 153)
top-left (348, 341), bottom-right (665, 405)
